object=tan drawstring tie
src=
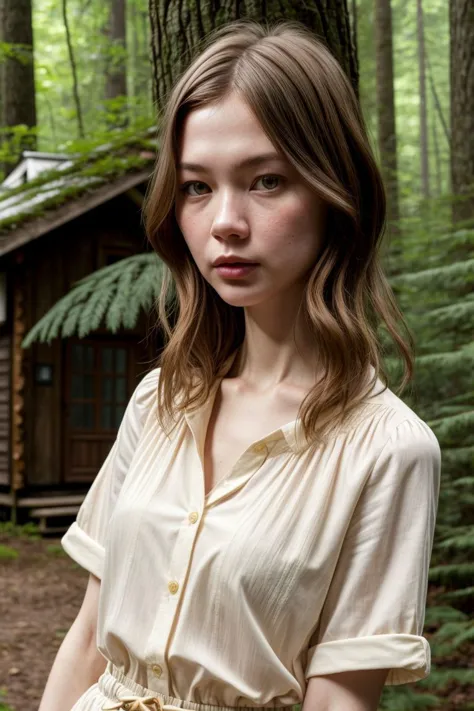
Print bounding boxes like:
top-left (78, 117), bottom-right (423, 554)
top-left (102, 695), bottom-right (184, 711)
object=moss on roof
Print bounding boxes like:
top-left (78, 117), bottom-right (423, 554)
top-left (0, 126), bottom-right (158, 236)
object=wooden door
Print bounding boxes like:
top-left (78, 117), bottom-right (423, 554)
top-left (63, 339), bottom-right (136, 483)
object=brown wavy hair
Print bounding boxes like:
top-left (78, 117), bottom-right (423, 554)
top-left (144, 19), bottom-right (414, 446)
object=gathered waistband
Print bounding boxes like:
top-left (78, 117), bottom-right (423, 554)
top-left (98, 663), bottom-right (292, 711)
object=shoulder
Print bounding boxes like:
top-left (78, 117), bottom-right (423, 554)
top-left (134, 367), bottom-right (161, 402)
top-left (358, 410), bottom-right (441, 499)
top-left (373, 412), bottom-right (441, 472)
top-left (348, 375), bottom-right (442, 476)
top-left (125, 367), bottom-right (161, 430)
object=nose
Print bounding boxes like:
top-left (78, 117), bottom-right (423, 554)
top-left (210, 189), bottom-right (250, 241)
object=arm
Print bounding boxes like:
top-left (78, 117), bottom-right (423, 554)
top-left (302, 669), bottom-right (389, 711)
top-left (38, 574), bottom-right (107, 711)
top-left (303, 418), bottom-right (441, 695)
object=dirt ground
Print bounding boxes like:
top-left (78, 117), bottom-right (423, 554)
top-left (1, 532), bottom-right (473, 711)
top-left (0, 532), bottom-right (88, 711)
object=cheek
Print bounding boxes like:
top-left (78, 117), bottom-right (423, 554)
top-left (175, 206), bottom-right (205, 256)
top-left (263, 199), bottom-right (321, 256)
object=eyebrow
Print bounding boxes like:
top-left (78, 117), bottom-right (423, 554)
top-left (177, 152), bottom-right (284, 172)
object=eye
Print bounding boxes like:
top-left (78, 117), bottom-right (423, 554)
top-left (180, 181), bottom-right (210, 197)
top-left (253, 175), bottom-right (282, 191)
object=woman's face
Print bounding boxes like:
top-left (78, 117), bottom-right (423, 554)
top-left (175, 92), bottom-right (326, 309)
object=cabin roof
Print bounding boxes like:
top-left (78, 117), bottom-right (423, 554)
top-left (0, 127), bottom-right (157, 258)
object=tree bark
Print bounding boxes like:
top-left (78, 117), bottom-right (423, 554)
top-left (148, 0), bottom-right (358, 110)
top-left (374, 0), bottom-right (399, 230)
top-left (417, 0), bottom-right (430, 199)
top-left (105, 0), bottom-right (127, 101)
top-left (450, 0), bottom-right (474, 223)
top-left (0, 0), bottom-right (36, 175)
top-left (62, 0), bottom-right (85, 139)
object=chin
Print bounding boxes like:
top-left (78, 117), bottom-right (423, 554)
top-left (213, 286), bottom-right (270, 309)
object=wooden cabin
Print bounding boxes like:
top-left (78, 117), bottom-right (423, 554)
top-left (0, 139), bottom-right (161, 532)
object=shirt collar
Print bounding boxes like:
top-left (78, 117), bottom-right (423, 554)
top-left (184, 356), bottom-right (384, 456)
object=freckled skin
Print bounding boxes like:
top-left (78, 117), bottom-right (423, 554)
top-left (175, 93), bottom-right (326, 310)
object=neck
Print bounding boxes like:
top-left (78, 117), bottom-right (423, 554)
top-left (231, 287), bottom-right (320, 390)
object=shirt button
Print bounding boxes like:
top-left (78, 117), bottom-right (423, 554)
top-left (168, 580), bottom-right (179, 595)
top-left (253, 442), bottom-right (267, 453)
top-left (152, 664), bottom-right (162, 678)
top-left (188, 511), bottom-right (199, 524)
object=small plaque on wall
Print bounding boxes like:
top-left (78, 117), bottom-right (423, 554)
top-left (35, 364), bottom-right (53, 385)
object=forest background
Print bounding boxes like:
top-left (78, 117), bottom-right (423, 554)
top-left (0, 1), bottom-right (473, 710)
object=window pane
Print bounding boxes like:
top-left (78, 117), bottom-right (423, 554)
top-left (71, 345), bottom-right (83, 371)
top-left (84, 346), bottom-right (94, 370)
top-left (116, 349), bottom-right (127, 374)
top-left (71, 403), bottom-right (83, 427)
top-left (102, 377), bottom-right (114, 402)
top-left (102, 348), bottom-right (114, 372)
top-left (115, 377), bottom-right (127, 402)
top-left (72, 374), bottom-right (94, 399)
top-left (101, 404), bottom-right (113, 429)
top-left (83, 403), bottom-right (94, 428)
top-left (114, 404), bottom-right (126, 428)
top-left (71, 403), bottom-right (94, 428)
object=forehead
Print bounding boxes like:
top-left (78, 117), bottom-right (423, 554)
top-left (177, 94), bottom-right (278, 163)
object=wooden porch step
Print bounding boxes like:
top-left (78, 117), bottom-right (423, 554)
top-left (30, 505), bottom-right (80, 518)
top-left (29, 505), bottom-right (80, 535)
top-left (18, 494), bottom-right (85, 508)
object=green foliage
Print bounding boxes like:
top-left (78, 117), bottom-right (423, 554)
top-left (46, 544), bottom-right (67, 557)
top-left (380, 684), bottom-right (440, 710)
top-left (22, 253), bottom-right (163, 346)
top-left (0, 544), bottom-right (18, 561)
top-left (0, 521), bottom-right (41, 539)
top-left (380, 205), bottom-right (474, 708)
top-left (32, 0), bottom-right (153, 149)
top-left (0, 126), bottom-right (156, 233)
top-left (358, 0), bottom-right (450, 207)
top-left (0, 687), bottom-right (14, 711)
top-left (0, 41), bottom-right (34, 64)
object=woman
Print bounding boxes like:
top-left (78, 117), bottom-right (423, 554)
top-left (40, 19), bottom-right (441, 711)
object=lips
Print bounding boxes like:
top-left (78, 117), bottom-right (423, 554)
top-left (213, 257), bottom-right (259, 267)
top-left (213, 259), bottom-right (258, 267)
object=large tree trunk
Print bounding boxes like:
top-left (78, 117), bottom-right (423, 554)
top-left (374, 0), bottom-right (399, 230)
top-left (417, 0), bottom-right (429, 199)
top-left (62, 0), bottom-right (85, 138)
top-left (148, 0), bottom-right (358, 109)
top-left (0, 0), bottom-right (36, 176)
top-left (450, 0), bottom-right (474, 223)
top-left (105, 0), bottom-right (127, 101)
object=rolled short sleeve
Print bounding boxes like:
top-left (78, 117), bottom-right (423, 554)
top-left (305, 417), bottom-right (441, 686)
top-left (61, 368), bottom-right (160, 580)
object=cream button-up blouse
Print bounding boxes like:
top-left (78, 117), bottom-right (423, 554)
top-left (61, 361), bottom-right (441, 707)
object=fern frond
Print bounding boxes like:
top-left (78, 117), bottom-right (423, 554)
top-left (22, 253), bottom-right (160, 346)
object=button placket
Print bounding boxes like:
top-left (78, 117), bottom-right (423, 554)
top-left (145, 512), bottom-right (202, 689)
top-left (205, 446), bottom-right (269, 507)
top-left (143, 457), bottom-right (204, 690)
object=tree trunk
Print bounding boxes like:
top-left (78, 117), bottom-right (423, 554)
top-left (374, 0), bottom-right (399, 230)
top-left (105, 0), bottom-right (128, 101)
top-left (62, 0), bottom-right (85, 138)
top-left (0, 0), bottom-right (36, 176)
top-left (417, 0), bottom-right (429, 199)
top-left (450, 0), bottom-right (474, 223)
top-left (148, 0), bottom-right (358, 109)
